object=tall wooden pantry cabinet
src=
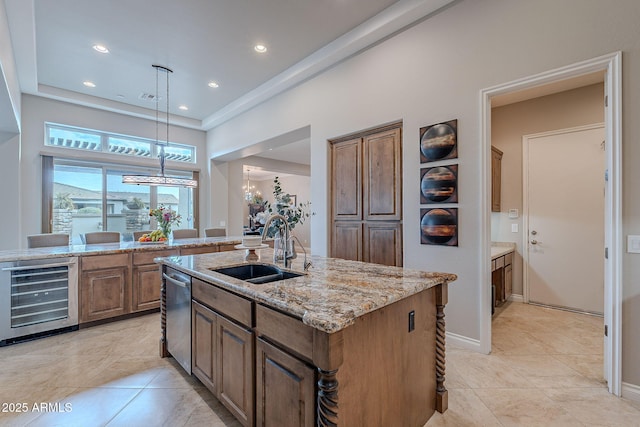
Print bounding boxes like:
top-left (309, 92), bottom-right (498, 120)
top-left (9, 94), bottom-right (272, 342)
top-left (330, 123), bottom-right (403, 267)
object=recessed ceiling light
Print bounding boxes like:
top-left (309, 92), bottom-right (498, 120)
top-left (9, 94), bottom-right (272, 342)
top-left (254, 44), bottom-right (267, 53)
top-left (208, 81), bottom-right (219, 88)
top-left (92, 44), bottom-right (109, 54)
top-left (83, 81), bottom-right (96, 88)
top-left (178, 105), bottom-right (189, 111)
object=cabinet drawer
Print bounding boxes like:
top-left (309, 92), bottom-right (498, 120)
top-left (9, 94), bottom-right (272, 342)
top-left (491, 259), bottom-right (496, 271)
top-left (504, 252), bottom-right (513, 266)
top-left (192, 279), bottom-right (252, 327)
top-left (218, 243), bottom-right (237, 252)
top-left (255, 304), bottom-right (313, 361)
top-left (81, 253), bottom-right (129, 270)
top-left (181, 246), bottom-right (219, 255)
top-left (495, 256), bottom-right (504, 269)
top-left (133, 249), bottom-right (179, 265)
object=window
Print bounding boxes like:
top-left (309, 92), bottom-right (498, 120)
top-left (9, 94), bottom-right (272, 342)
top-left (45, 123), bottom-right (196, 163)
top-left (49, 159), bottom-right (196, 244)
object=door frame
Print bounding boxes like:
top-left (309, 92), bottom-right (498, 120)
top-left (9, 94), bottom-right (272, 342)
top-left (479, 51), bottom-right (622, 395)
top-left (522, 123), bottom-right (605, 309)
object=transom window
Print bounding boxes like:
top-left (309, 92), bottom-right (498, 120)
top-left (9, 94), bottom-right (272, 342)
top-left (45, 123), bottom-right (195, 163)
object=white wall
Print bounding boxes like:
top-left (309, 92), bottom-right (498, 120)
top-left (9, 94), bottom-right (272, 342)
top-left (18, 95), bottom-right (208, 248)
top-left (0, 0), bottom-right (21, 139)
top-left (206, 0), bottom-right (640, 386)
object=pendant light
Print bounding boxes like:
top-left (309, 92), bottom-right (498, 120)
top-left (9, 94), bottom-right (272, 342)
top-left (122, 64), bottom-right (198, 188)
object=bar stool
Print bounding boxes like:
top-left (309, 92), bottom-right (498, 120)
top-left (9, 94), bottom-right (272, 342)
top-left (84, 232), bottom-right (121, 244)
top-left (172, 229), bottom-right (198, 239)
top-left (27, 233), bottom-right (70, 248)
top-left (205, 228), bottom-right (226, 237)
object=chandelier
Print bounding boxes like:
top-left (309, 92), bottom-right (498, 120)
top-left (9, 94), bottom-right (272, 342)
top-left (243, 169), bottom-right (260, 201)
top-left (122, 65), bottom-right (198, 188)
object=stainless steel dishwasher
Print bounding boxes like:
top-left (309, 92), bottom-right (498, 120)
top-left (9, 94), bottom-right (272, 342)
top-left (163, 268), bottom-right (192, 373)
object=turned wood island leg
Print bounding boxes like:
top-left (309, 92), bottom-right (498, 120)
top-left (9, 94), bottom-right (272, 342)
top-left (435, 283), bottom-right (448, 413)
top-left (317, 368), bottom-right (339, 426)
top-left (159, 272), bottom-right (169, 357)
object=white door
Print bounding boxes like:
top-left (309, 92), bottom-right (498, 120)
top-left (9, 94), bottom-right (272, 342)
top-left (525, 124), bottom-right (605, 314)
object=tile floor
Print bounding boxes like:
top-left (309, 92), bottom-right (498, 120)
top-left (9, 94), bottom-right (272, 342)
top-left (0, 302), bottom-right (638, 426)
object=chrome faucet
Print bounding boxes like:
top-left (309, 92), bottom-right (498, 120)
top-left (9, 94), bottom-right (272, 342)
top-left (261, 214), bottom-right (293, 266)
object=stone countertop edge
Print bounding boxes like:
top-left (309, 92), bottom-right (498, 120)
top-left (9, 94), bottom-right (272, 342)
top-left (0, 236), bottom-right (243, 263)
top-left (491, 242), bottom-right (516, 260)
top-left (158, 250), bottom-right (457, 334)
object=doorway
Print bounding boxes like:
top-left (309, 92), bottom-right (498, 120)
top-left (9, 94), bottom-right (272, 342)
top-left (523, 124), bottom-right (605, 314)
top-left (481, 52), bottom-right (622, 395)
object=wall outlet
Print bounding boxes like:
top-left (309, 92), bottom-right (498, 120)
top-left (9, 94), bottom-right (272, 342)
top-left (511, 223), bottom-right (519, 233)
top-left (628, 235), bottom-right (640, 253)
top-left (219, 220), bottom-right (226, 227)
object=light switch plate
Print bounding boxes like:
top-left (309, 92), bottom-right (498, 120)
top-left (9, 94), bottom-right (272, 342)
top-left (628, 235), bottom-right (640, 253)
top-left (219, 220), bottom-right (226, 226)
top-left (511, 223), bottom-right (519, 233)
top-left (508, 209), bottom-right (519, 219)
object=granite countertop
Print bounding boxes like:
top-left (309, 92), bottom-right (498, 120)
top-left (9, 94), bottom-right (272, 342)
top-left (491, 242), bottom-right (516, 260)
top-left (0, 236), bottom-right (243, 263)
top-left (159, 249), bottom-right (457, 334)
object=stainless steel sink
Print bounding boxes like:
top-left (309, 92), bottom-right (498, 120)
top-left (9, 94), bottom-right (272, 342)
top-left (211, 264), bottom-right (303, 284)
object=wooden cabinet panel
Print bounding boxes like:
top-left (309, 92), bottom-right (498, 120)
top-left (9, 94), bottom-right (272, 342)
top-left (332, 221), bottom-right (362, 262)
top-left (218, 243), bottom-right (237, 252)
top-left (256, 338), bottom-right (315, 427)
top-left (192, 279), bottom-right (252, 327)
top-left (491, 146), bottom-right (503, 212)
top-left (330, 124), bottom-right (403, 266)
top-left (217, 316), bottom-right (254, 426)
top-left (180, 246), bottom-right (219, 255)
top-left (364, 222), bottom-right (403, 267)
top-left (81, 253), bottom-right (129, 270)
top-left (364, 128), bottom-right (402, 220)
top-left (192, 301), bottom-right (217, 393)
top-left (504, 263), bottom-right (513, 301)
top-left (332, 138), bottom-right (362, 220)
top-left (80, 266), bottom-right (129, 323)
top-left (131, 264), bottom-right (162, 312)
top-left (255, 304), bottom-right (313, 361)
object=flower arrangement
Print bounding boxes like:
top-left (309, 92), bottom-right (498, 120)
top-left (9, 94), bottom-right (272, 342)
top-left (149, 205), bottom-right (181, 237)
top-left (262, 177), bottom-right (313, 238)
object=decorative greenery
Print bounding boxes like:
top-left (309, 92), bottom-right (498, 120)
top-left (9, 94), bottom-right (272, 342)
top-left (263, 176), bottom-right (313, 238)
top-left (77, 207), bottom-right (101, 214)
top-left (149, 205), bottom-right (181, 237)
top-left (54, 193), bottom-right (75, 210)
top-left (251, 193), bottom-right (264, 205)
top-left (127, 197), bottom-right (146, 209)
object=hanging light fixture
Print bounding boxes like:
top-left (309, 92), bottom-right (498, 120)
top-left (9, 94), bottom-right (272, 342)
top-left (243, 168), bottom-right (257, 201)
top-left (122, 64), bottom-right (198, 188)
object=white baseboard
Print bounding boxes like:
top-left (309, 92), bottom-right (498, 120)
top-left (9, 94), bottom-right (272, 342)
top-left (622, 382), bottom-right (640, 403)
top-left (446, 331), bottom-right (481, 352)
top-left (509, 294), bottom-right (524, 303)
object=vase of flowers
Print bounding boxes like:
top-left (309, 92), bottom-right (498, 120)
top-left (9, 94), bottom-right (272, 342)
top-left (150, 205), bottom-right (181, 239)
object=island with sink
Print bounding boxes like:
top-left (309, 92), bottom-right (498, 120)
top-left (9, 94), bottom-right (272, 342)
top-left (158, 249), bottom-right (456, 427)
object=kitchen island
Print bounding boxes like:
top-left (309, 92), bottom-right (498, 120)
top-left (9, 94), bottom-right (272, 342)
top-left (158, 249), bottom-right (456, 427)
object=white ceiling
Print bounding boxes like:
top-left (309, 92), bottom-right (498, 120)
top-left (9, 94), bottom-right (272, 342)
top-left (5, 0), bottom-right (455, 130)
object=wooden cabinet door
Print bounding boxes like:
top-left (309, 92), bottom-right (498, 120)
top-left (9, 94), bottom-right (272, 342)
top-left (364, 128), bottom-right (402, 220)
top-left (217, 316), bottom-right (254, 427)
top-left (80, 266), bottom-right (129, 323)
top-left (364, 222), bottom-right (403, 267)
top-left (256, 338), bottom-right (315, 427)
top-left (491, 146), bottom-right (503, 212)
top-left (131, 264), bottom-right (161, 312)
top-left (332, 221), bottom-right (362, 262)
top-left (192, 301), bottom-right (217, 394)
top-left (332, 138), bottom-right (362, 220)
top-left (504, 263), bottom-right (513, 301)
